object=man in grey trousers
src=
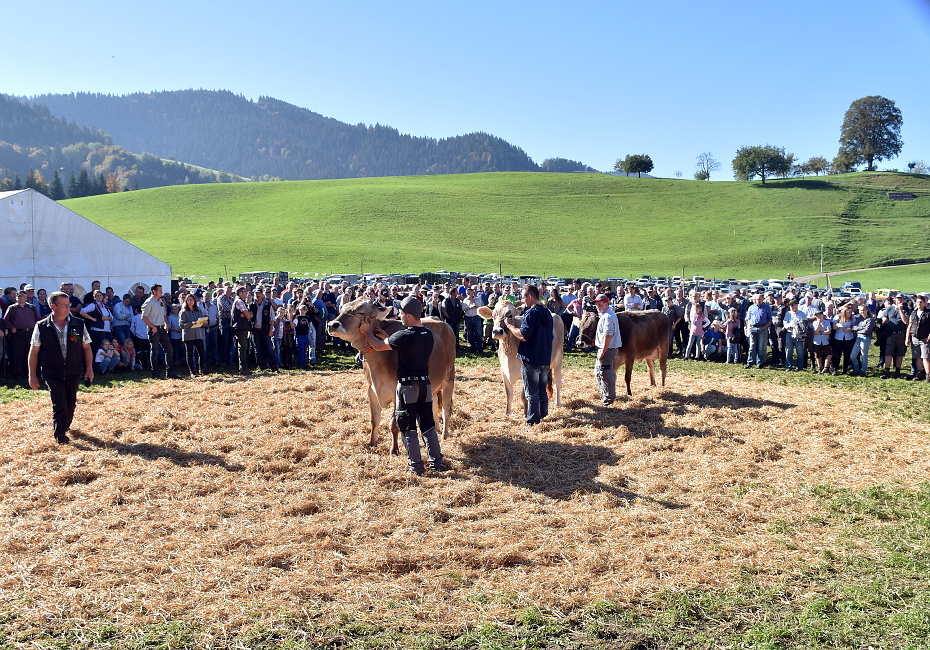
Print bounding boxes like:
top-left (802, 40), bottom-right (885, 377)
top-left (594, 294), bottom-right (621, 406)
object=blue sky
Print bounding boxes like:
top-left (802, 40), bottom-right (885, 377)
top-left (6, 0), bottom-right (930, 178)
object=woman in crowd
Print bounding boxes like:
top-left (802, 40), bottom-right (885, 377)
top-left (179, 293), bottom-right (207, 377)
top-left (851, 303), bottom-right (875, 377)
top-left (831, 304), bottom-right (856, 374)
top-left (278, 306), bottom-right (296, 369)
top-left (35, 288), bottom-right (52, 318)
top-left (810, 309), bottom-right (833, 374)
top-left (112, 293), bottom-right (134, 347)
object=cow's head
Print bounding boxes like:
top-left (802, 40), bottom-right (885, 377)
top-left (327, 298), bottom-right (392, 341)
top-left (577, 310), bottom-right (598, 348)
top-left (477, 301), bottom-right (525, 354)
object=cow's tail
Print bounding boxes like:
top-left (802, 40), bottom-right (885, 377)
top-left (547, 367), bottom-right (554, 400)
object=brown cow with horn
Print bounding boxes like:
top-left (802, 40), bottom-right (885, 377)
top-left (327, 298), bottom-right (456, 454)
top-left (577, 308), bottom-right (669, 396)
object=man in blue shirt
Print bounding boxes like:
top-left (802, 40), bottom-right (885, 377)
top-left (505, 284), bottom-right (553, 426)
top-left (744, 292), bottom-right (773, 369)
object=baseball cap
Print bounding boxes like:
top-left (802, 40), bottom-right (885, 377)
top-left (24, 284), bottom-right (34, 290)
top-left (594, 293), bottom-right (610, 302)
top-left (399, 296), bottom-right (422, 317)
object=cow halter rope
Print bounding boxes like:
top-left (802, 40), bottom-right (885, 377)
top-left (351, 314), bottom-right (380, 357)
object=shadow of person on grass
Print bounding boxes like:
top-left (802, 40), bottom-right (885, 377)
top-left (459, 435), bottom-right (686, 509)
top-left (70, 430), bottom-right (244, 471)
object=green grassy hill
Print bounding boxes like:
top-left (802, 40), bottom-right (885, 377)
top-left (63, 171), bottom-right (930, 284)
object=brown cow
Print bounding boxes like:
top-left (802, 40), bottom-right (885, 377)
top-left (477, 300), bottom-right (564, 415)
top-left (577, 309), bottom-right (669, 396)
top-left (327, 298), bottom-right (456, 454)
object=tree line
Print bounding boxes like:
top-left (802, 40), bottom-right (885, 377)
top-left (616, 95), bottom-right (916, 184)
top-left (29, 90), bottom-right (548, 181)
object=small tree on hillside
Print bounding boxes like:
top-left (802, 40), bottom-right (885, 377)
top-left (620, 154), bottom-right (654, 178)
top-left (732, 145), bottom-right (790, 184)
top-left (802, 156), bottom-right (829, 176)
top-left (695, 152), bottom-right (721, 181)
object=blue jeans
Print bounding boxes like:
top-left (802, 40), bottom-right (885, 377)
top-left (520, 362), bottom-right (550, 425)
top-left (685, 334), bottom-right (702, 359)
top-left (567, 323), bottom-right (580, 349)
top-left (219, 319), bottom-right (233, 364)
top-left (272, 336), bottom-right (282, 367)
top-left (726, 340), bottom-right (740, 363)
top-left (465, 315), bottom-right (483, 353)
top-left (99, 356), bottom-right (120, 374)
top-left (852, 335), bottom-right (871, 374)
top-left (112, 325), bottom-right (131, 347)
top-left (204, 326), bottom-right (219, 365)
top-left (747, 326), bottom-right (768, 367)
top-left (785, 335), bottom-right (805, 370)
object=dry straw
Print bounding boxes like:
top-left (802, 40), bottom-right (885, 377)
top-left (0, 366), bottom-right (927, 633)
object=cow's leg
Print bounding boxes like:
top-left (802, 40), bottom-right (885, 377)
top-left (624, 361), bottom-right (634, 396)
top-left (439, 381), bottom-right (454, 440)
top-left (659, 355), bottom-right (668, 387)
top-left (501, 370), bottom-right (514, 416)
top-left (389, 414), bottom-right (400, 455)
top-left (368, 383), bottom-right (382, 447)
top-left (553, 366), bottom-right (562, 407)
top-left (646, 359), bottom-right (657, 386)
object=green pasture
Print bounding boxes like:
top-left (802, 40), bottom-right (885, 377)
top-left (62, 171), bottom-right (930, 281)
top-left (820, 262), bottom-right (930, 294)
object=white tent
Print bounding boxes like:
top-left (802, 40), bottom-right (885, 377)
top-left (1, 188), bottom-right (171, 298)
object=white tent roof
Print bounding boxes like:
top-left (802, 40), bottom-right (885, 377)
top-left (1, 189), bottom-right (171, 298)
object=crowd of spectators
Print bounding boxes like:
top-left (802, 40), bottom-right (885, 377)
top-left (3, 275), bottom-right (929, 384)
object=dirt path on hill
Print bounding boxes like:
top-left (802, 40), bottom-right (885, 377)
top-left (794, 261), bottom-right (929, 284)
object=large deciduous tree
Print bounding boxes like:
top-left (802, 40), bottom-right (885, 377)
top-left (837, 95), bottom-right (902, 172)
top-left (732, 145), bottom-right (790, 184)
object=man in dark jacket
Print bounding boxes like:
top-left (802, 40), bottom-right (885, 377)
top-left (504, 284), bottom-right (554, 426)
top-left (4, 290), bottom-right (39, 379)
top-left (442, 290), bottom-right (464, 351)
top-left (28, 291), bottom-right (93, 444)
top-left (250, 290), bottom-right (278, 371)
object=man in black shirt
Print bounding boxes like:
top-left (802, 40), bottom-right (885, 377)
top-left (360, 296), bottom-right (446, 475)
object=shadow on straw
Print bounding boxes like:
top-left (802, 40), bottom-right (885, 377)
top-left (459, 434), bottom-right (686, 508)
top-left (70, 430), bottom-right (245, 471)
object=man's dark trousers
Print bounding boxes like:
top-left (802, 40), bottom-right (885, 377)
top-left (149, 326), bottom-right (175, 377)
top-left (46, 375), bottom-right (80, 439)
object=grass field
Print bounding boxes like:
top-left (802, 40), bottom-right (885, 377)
top-left (2, 350), bottom-right (929, 648)
top-left (818, 262), bottom-right (930, 294)
top-left (62, 171), bottom-right (930, 283)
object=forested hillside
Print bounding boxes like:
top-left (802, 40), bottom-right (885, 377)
top-left (0, 95), bottom-right (244, 195)
top-left (32, 90), bottom-right (545, 180)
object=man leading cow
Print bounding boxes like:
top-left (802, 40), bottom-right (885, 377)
top-left (359, 296), bottom-right (447, 475)
top-left (503, 284), bottom-right (553, 427)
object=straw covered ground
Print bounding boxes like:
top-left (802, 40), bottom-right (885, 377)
top-left (1, 364), bottom-right (928, 634)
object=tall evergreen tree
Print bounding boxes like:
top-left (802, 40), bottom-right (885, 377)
top-left (76, 168), bottom-right (91, 197)
top-left (67, 170), bottom-right (78, 198)
top-left (49, 170), bottom-right (65, 200)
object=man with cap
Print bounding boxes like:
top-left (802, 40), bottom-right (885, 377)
top-left (4, 290), bottom-right (40, 380)
top-left (359, 296), bottom-right (446, 475)
top-left (593, 293), bottom-right (621, 405)
top-left (504, 284), bottom-right (554, 425)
